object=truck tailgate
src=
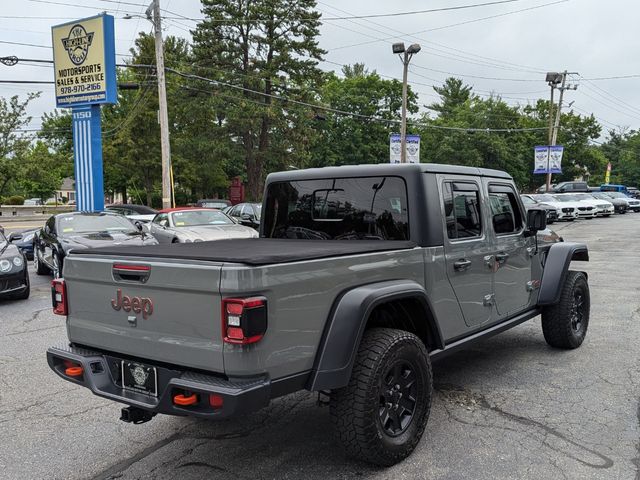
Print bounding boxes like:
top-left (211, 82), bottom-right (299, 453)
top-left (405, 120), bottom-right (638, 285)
top-left (63, 255), bottom-right (224, 373)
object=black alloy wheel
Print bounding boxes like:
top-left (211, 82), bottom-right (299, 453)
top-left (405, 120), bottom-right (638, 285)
top-left (379, 360), bottom-right (418, 437)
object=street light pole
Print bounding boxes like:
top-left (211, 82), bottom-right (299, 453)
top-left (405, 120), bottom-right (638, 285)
top-left (400, 56), bottom-right (409, 164)
top-left (393, 42), bottom-right (420, 163)
top-left (150, 0), bottom-right (172, 209)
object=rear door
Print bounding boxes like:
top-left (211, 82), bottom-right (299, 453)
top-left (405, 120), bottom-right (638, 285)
top-left (486, 182), bottom-right (532, 318)
top-left (440, 177), bottom-right (494, 328)
top-left (64, 255), bottom-right (225, 372)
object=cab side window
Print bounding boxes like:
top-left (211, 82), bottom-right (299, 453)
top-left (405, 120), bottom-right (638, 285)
top-left (488, 185), bottom-right (523, 235)
top-left (443, 182), bottom-right (482, 240)
top-left (153, 213), bottom-right (168, 227)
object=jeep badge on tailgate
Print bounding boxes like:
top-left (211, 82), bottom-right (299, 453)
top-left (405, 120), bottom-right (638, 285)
top-left (111, 289), bottom-right (153, 319)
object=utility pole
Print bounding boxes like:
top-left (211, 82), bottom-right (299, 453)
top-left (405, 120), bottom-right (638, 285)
top-left (149, 0), bottom-right (172, 209)
top-left (392, 42), bottom-right (421, 163)
top-left (544, 71), bottom-right (578, 192)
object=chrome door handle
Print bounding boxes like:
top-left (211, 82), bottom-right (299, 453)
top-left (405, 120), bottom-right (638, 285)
top-left (453, 259), bottom-right (472, 271)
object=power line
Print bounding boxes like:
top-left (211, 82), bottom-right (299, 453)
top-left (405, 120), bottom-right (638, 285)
top-left (317, 1), bottom-right (548, 75)
top-left (311, 0), bottom-right (527, 20)
top-left (22, 0), bottom-right (140, 15)
top-left (578, 76), bottom-right (640, 117)
top-left (329, 0), bottom-right (568, 51)
top-left (160, 0), bottom-right (526, 22)
top-left (165, 67), bottom-right (548, 132)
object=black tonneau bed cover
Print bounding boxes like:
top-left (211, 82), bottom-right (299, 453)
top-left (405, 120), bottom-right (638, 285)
top-left (73, 238), bottom-right (417, 266)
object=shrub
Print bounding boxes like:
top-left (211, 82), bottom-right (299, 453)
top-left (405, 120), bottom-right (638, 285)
top-left (4, 195), bottom-right (25, 205)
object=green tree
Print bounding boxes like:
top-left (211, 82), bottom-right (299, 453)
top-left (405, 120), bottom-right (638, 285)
top-left (19, 141), bottom-right (67, 202)
top-left (0, 93), bottom-right (40, 196)
top-left (192, 0), bottom-right (325, 200)
top-left (427, 77), bottom-right (475, 118)
top-left (310, 69), bottom-right (417, 166)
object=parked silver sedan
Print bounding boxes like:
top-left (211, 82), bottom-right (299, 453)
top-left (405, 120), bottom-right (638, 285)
top-left (148, 208), bottom-right (258, 244)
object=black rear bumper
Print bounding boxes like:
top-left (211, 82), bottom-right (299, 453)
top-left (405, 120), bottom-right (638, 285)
top-left (47, 344), bottom-right (272, 419)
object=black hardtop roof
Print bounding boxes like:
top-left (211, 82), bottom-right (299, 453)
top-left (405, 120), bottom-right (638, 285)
top-left (266, 163), bottom-right (512, 184)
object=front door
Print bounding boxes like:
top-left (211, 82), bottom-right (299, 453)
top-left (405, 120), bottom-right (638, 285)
top-left (487, 182), bottom-right (533, 317)
top-left (441, 179), bottom-right (494, 328)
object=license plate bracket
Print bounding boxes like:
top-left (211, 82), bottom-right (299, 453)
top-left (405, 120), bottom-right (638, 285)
top-left (121, 361), bottom-right (158, 396)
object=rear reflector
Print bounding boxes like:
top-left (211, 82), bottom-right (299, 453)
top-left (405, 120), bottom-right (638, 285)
top-left (65, 365), bottom-right (83, 377)
top-left (173, 393), bottom-right (198, 406)
top-left (209, 394), bottom-right (224, 409)
top-left (222, 297), bottom-right (267, 345)
top-left (51, 278), bottom-right (67, 315)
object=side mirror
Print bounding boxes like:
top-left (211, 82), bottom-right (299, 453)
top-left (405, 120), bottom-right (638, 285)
top-left (241, 213), bottom-right (252, 221)
top-left (9, 233), bottom-right (22, 241)
top-left (525, 208), bottom-right (547, 236)
top-left (134, 221), bottom-right (143, 232)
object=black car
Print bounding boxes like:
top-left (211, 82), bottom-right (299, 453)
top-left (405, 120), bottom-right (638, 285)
top-left (8, 228), bottom-right (38, 260)
top-left (0, 229), bottom-right (29, 300)
top-left (34, 212), bottom-right (159, 278)
top-left (224, 202), bottom-right (262, 229)
top-left (105, 204), bottom-right (158, 215)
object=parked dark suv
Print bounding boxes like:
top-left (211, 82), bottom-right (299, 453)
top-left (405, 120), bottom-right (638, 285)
top-left (553, 181), bottom-right (589, 193)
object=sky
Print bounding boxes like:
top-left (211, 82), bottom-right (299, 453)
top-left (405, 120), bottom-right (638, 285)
top-left (2, 0), bottom-right (640, 138)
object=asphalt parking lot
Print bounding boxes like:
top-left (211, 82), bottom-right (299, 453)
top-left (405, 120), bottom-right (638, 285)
top-left (1, 214), bottom-right (639, 480)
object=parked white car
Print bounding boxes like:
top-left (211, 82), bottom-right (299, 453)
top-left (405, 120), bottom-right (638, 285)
top-left (530, 194), bottom-right (579, 221)
top-left (573, 193), bottom-right (614, 217)
top-left (149, 208), bottom-right (258, 244)
top-left (552, 194), bottom-right (597, 219)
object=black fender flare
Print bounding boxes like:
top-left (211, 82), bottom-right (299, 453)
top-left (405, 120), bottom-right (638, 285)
top-left (537, 242), bottom-right (589, 306)
top-left (307, 280), bottom-right (444, 392)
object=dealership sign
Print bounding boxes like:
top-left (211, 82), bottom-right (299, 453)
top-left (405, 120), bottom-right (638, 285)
top-left (390, 134), bottom-right (420, 164)
top-left (533, 145), bottom-right (563, 174)
top-left (52, 14), bottom-right (116, 107)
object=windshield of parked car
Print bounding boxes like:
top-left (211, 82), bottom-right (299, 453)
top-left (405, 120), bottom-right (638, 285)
top-left (200, 201), bottom-right (229, 209)
top-left (170, 210), bottom-right (234, 227)
top-left (262, 176), bottom-right (409, 240)
top-left (57, 214), bottom-right (137, 235)
top-left (520, 196), bottom-right (536, 205)
top-left (553, 194), bottom-right (578, 202)
top-left (253, 204), bottom-right (262, 219)
top-left (534, 194), bottom-right (556, 202)
top-left (605, 192), bottom-right (626, 199)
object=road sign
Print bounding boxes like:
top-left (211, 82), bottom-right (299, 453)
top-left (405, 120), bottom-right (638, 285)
top-left (52, 13), bottom-right (116, 108)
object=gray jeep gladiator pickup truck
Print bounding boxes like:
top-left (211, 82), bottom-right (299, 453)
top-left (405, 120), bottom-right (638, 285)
top-left (47, 163), bottom-right (590, 466)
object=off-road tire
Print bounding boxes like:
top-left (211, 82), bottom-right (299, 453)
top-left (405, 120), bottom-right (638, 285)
top-left (330, 328), bottom-right (432, 466)
top-left (541, 270), bottom-right (590, 349)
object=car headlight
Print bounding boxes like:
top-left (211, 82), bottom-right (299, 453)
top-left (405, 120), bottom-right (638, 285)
top-left (12, 256), bottom-right (23, 267)
top-left (0, 259), bottom-right (10, 272)
top-left (22, 233), bottom-right (34, 243)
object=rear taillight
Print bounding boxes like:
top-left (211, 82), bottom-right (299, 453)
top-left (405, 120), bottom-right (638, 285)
top-left (222, 297), bottom-right (267, 344)
top-left (52, 278), bottom-right (67, 315)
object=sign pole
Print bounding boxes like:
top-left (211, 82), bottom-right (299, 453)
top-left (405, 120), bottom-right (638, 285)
top-left (71, 105), bottom-right (104, 211)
